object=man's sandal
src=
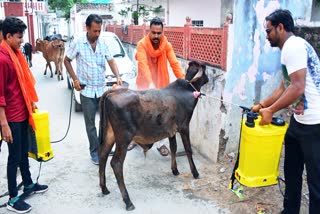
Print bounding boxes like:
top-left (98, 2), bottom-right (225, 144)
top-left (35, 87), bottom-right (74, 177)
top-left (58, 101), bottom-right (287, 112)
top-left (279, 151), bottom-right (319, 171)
top-left (157, 145), bottom-right (169, 156)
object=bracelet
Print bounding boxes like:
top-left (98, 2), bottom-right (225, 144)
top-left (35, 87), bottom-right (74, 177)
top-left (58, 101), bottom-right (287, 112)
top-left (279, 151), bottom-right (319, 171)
top-left (259, 102), bottom-right (265, 108)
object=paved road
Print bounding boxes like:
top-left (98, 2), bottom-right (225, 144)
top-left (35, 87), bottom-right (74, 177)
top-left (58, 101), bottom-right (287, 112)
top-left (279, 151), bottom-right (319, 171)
top-left (0, 52), bottom-right (228, 214)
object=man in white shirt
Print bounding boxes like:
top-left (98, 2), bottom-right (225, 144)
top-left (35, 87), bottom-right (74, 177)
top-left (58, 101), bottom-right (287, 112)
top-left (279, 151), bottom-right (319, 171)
top-left (252, 9), bottom-right (320, 214)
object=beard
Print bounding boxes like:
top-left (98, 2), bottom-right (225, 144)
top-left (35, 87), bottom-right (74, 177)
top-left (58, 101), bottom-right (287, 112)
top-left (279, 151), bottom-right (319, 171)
top-left (268, 39), bottom-right (278, 47)
top-left (152, 38), bottom-right (160, 43)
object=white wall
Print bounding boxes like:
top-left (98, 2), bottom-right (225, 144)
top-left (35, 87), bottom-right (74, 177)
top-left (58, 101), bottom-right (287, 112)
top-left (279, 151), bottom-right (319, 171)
top-left (113, 0), bottom-right (167, 25)
top-left (168, 0), bottom-right (221, 27)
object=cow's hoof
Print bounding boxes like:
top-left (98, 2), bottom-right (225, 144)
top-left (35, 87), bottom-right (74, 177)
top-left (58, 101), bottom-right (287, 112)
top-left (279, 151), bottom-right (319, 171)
top-left (126, 203), bottom-right (135, 211)
top-left (193, 171), bottom-right (199, 179)
top-left (172, 168), bottom-right (180, 176)
top-left (101, 187), bottom-right (110, 195)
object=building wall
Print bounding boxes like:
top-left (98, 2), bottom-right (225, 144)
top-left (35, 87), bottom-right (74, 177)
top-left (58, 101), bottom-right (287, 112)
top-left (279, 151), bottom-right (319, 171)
top-left (168, 0), bottom-right (221, 27)
top-left (223, 0), bottom-right (317, 155)
top-left (113, 0), bottom-right (167, 25)
top-left (113, 0), bottom-right (222, 27)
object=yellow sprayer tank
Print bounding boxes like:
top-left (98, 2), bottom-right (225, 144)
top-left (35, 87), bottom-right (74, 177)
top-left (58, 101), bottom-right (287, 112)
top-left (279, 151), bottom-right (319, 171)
top-left (235, 116), bottom-right (288, 187)
top-left (28, 110), bottom-right (54, 161)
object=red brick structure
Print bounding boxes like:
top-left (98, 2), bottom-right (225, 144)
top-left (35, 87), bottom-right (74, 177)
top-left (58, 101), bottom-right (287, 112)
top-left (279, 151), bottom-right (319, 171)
top-left (107, 17), bottom-right (229, 71)
top-left (4, 2), bottom-right (25, 16)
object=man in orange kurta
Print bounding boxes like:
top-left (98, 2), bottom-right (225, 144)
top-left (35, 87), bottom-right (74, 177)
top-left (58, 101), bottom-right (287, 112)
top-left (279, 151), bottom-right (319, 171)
top-left (129, 17), bottom-right (185, 156)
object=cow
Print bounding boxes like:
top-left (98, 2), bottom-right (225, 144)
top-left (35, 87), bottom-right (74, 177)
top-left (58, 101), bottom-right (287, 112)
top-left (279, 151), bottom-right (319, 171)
top-left (21, 42), bottom-right (32, 67)
top-left (44, 33), bottom-right (67, 42)
top-left (98, 61), bottom-right (209, 210)
top-left (35, 38), bottom-right (65, 81)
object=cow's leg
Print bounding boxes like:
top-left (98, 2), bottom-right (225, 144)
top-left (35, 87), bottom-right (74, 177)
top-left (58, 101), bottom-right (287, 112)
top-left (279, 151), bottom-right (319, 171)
top-left (110, 141), bottom-right (135, 211)
top-left (99, 124), bottom-right (115, 195)
top-left (44, 63), bottom-right (48, 75)
top-left (180, 129), bottom-right (199, 179)
top-left (29, 51), bottom-right (32, 67)
top-left (54, 62), bottom-right (61, 81)
top-left (54, 63), bottom-right (58, 75)
top-left (169, 135), bottom-right (179, 176)
top-left (47, 62), bottom-right (53, 78)
top-left (59, 62), bottom-right (64, 80)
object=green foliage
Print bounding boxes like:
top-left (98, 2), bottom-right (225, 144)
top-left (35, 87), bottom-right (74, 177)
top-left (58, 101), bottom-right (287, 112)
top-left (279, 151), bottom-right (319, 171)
top-left (126, 4), bottom-right (163, 25)
top-left (152, 5), bottom-right (163, 14)
top-left (47, 0), bottom-right (87, 20)
top-left (131, 5), bottom-right (151, 25)
top-left (118, 7), bottom-right (131, 18)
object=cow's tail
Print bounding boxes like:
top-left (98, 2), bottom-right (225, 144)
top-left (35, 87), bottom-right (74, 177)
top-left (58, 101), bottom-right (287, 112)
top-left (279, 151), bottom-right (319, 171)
top-left (99, 92), bottom-right (110, 146)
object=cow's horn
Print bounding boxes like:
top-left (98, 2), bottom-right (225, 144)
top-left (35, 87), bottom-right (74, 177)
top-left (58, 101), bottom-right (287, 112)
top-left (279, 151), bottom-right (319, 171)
top-left (190, 69), bottom-right (203, 83)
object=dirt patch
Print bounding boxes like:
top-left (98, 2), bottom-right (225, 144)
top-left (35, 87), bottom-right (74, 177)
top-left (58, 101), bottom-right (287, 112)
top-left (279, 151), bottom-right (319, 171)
top-left (181, 148), bottom-right (309, 214)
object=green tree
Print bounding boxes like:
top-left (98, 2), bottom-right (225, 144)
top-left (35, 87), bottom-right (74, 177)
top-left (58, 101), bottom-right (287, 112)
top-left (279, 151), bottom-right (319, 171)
top-left (48, 0), bottom-right (86, 20)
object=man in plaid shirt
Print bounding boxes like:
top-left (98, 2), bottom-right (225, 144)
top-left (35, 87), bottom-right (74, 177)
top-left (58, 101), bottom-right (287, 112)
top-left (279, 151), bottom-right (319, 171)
top-left (64, 14), bottom-right (122, 165)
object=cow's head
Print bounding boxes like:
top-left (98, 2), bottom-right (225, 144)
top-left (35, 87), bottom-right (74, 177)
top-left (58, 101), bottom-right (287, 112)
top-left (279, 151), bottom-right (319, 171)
top-left (185, 61), bottom-right (209, 89)
top-left (35, 38), bottom-right (44, 51)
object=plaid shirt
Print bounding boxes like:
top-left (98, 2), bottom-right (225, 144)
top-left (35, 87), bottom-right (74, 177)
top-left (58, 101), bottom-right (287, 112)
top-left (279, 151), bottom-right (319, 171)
top-left (66, 34), bottom-right (112, 98)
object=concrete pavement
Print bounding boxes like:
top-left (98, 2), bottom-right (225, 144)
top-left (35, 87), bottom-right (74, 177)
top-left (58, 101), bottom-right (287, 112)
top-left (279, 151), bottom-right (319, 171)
top-left (0, 50), bottom-right (229, 214)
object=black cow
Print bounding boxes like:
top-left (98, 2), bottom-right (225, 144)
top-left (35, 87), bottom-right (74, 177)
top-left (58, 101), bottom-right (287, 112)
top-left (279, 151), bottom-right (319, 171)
top-left (44, 33), bottom-right (67, 42)
top-left (98, 61), bottom-right (209, 210)
top-left (22, 42), bottom-right (32, 67)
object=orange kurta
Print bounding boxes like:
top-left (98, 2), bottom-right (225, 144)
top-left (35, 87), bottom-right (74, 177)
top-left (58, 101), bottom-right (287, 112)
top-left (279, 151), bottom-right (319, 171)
top-left (1, 41), bottom-right (38, 130)
top-left (135, 34), bottom-right (185, 89)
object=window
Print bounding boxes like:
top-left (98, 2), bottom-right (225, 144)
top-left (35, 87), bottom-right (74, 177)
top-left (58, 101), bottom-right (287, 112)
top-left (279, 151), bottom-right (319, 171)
top-left (192, 20), bottom-right (203, 27)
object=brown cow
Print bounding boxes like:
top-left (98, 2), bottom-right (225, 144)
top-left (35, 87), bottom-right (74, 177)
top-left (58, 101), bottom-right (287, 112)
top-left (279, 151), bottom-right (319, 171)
top-left (98, 61), bottom-right (209, 210)
top-left (35, 38), bottom-right (65, 81)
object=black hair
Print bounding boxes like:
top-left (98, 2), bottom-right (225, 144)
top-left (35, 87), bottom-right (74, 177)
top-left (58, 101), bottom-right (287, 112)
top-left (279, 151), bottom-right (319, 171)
top-left (0, 19), bottom-right (3, 31)
top-left (85, 14), bottom-right (103, 27)
top-left (265, 9), bottom-right (294, 32)
top-left (150, 17), bottom-right (163, 28)
top-left (2, 16), bottom-right (27, 39)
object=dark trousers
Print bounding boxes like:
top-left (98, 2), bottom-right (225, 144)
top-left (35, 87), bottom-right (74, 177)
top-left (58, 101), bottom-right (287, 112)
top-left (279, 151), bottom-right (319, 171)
top-left (80, 94), bottom-right (100, 158)
top-left (282, 116), bottom-right (320, 214)
top-left (7, 120), bottom-right (33, 198)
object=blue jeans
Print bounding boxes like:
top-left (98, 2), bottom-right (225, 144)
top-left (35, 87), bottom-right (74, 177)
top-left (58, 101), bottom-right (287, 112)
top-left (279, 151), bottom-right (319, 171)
top-left (282, 116), bottom-right (320, 214)
top-left (80, 94), bottom-right (100, 159)
top-left (7, 120), bottom-right (33, 198)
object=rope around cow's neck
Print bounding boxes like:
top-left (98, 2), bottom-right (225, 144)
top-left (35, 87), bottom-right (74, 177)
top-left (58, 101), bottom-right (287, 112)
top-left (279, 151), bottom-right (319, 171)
top-left (186, 80), bottom-right (204, 98)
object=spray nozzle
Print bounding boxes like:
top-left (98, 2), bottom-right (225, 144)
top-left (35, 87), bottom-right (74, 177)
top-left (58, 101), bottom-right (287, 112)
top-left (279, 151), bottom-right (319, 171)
top-left (239, 106), bottom-right (251, 113)
top-left (245, 111), bottom-right (258, 127)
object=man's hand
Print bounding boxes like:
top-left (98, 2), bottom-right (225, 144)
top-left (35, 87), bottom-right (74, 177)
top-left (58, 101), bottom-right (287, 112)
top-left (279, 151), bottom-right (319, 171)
top-left (117, 77), bottom-right (123, 86)
top-left (251, 104), bottom-right (261, 113)
top-left (73, 79), bottom-right (81, 91)
top-left (31, 102), bottom-right (38, 113)
top-left (259, 108), bottom-right (273, 125)
top-left (1, 124), bottom-right (13, 143)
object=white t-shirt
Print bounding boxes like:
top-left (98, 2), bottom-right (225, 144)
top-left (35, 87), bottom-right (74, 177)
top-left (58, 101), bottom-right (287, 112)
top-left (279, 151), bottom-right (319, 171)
top-left (281, 36), bottom-right (320, 124)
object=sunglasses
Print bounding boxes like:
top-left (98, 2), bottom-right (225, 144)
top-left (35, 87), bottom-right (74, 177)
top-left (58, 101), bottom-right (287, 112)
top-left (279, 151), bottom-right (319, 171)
top-left (266, 28), bottom-right (272, 34)
top-left (265, 25), bottom-right (277, 35)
